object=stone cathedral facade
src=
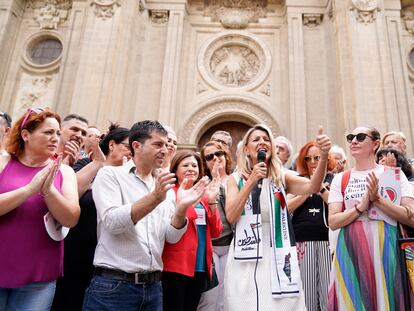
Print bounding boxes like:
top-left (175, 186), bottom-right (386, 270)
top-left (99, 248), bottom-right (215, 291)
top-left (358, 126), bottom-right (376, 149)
top-left (1, 0), bottom-right (414, 155)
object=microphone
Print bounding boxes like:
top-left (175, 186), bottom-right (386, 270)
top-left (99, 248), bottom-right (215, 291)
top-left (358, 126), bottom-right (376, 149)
top-left (257, 150), bottom-right (266, 189)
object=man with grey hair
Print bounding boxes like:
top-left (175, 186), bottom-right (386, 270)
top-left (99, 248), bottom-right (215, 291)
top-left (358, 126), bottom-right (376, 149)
top-left (211, 130), bottom-right (232, 149)
top-left (274, 136), bottom-right (293, 166)
top-left (329, 144), bottom-right (347, 173)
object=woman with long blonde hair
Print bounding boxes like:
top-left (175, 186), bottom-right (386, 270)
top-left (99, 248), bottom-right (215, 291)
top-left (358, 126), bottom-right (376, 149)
top-left (224, 124), bottom-right (331, 310)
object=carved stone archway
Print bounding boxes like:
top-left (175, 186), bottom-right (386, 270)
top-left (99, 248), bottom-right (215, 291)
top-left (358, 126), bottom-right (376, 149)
top-left (178, 96), bottom-right (281, 148)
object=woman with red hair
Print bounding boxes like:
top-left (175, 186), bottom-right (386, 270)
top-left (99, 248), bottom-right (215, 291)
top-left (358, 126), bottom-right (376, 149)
top-left (0, 108), bottom-right (80, 310)
top-left (287, 140), bottom-right (336, 311)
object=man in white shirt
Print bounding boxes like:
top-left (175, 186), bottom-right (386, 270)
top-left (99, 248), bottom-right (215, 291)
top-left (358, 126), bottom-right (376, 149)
top-left (83, 120), bottom-right (208, 311)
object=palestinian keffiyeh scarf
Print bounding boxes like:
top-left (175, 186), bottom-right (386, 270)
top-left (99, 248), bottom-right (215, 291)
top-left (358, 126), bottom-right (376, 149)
top-left (234, 176), bottom-right (301, 298)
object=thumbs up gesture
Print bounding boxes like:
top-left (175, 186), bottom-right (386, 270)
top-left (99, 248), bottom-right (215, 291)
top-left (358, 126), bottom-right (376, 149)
top-left (316, 126), bottom-right (331, 159)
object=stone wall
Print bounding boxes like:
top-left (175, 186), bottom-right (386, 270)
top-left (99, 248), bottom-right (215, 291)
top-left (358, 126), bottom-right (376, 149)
top-left (0, 0), bottom-right (413, 155)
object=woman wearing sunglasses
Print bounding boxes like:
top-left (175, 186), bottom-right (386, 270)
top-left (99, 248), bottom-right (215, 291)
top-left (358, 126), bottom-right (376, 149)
top-left (328, 127), bottom-right (414, 310)
top-left (0, 108), bottom-right (80, 310)
top-left (162, 150), bottom-right (222, 311)
top-left (197, 141), bottom-right (233, 311)
top-left (224, 124), bottom-right (331, 311)
top-left (287, 141), bottom-right (336, 311)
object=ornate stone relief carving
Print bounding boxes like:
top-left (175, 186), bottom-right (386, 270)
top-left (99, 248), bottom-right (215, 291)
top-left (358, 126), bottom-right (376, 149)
top-left (204, 0), bottom-right (267, 29)
top-left (149, 10), bottom-right (169, 24)
top-left (196, 81), bottom-right (208, 94)
top-left (28, 0), bottom-right (72, 30)
top-left (198, 33), bottom-right (271, 91)
top-left (91, 0), bottom-right (120, 20)
top-left (210, 45), bottom-right (260, 86)
top-left (180, 99), bottom-right (280, 144)
top-left (138, 0), bottom-right (145, 14)
top-left (402, 9), bottom-right (414, 35)
top-left (303, 13), bottom-right (323, 28)
top-left (19, 76), bottom-right (53, 111)
top-left (260, 82), bottom-right (270, 96)
top-left (350, 0), bottom-right (379, 25)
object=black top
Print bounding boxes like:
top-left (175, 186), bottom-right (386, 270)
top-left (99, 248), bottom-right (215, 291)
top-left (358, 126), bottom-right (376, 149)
top-left (291, 174), bottom-right (333, 242)
top-left (52, 157), bottom-right (97, 311)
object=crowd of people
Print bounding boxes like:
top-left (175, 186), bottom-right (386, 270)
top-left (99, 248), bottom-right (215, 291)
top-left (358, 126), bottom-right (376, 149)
top-left (0, 107), bottom-right (414, 311)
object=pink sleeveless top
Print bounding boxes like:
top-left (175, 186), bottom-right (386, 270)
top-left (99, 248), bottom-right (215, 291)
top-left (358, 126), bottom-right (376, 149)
top-left (0, 157), bottom-right (64, 288)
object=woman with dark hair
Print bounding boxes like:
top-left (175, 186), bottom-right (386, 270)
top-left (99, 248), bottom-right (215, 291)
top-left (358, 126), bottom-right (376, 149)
top-left (376, 147), bottom-right (414, 181)
top-left (287, 140), bottom-right (336, 311)
top-left (198, 141), bottom-right (232, 311)
top-left (53, 123), bottom-right (131, 311)
top-left (0, 108), bottom-right (80, 310)
top-left (224, 124), bottom-right (331, 310)
top-left (162, 150), bottom-right (222, 311)
top-left (328, 126), bottom-right (414, 310)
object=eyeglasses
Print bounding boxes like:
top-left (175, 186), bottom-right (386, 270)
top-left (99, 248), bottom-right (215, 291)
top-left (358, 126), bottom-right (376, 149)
top-left (346, 133), bottom-right (375, 143)
top-left (119, 142), bottom-right (130, 150)
top-left (205, 150), bottom-right (225, 161)
top-left (20, 107), bottom-right (45, 129)
top-left (304, 155), bottom-right (320, 162)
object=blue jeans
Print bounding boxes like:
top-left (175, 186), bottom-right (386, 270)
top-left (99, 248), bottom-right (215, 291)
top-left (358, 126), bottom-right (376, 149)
top-left (0, 281), bottom-right (56, 311)
top-left (82, 275), bottom-right (162, 311)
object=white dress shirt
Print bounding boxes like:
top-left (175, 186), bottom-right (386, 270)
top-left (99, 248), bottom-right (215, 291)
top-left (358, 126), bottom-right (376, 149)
top-left (92, 160), bottom-right (187, 273)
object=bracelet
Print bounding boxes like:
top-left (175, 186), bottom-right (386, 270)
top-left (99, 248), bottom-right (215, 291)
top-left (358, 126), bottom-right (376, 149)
top-left (320, 187), bottom-right (327, 194)
top-left (354, 205), bottom-right (363, 215)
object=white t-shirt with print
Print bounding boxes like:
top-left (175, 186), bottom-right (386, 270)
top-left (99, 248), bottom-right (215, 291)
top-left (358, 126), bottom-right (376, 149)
top-left (329, 165), bottom-right (413, 217)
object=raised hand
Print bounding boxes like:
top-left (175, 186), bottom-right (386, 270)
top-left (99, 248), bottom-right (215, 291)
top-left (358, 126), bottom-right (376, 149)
top-left (366, 171), bottom-right (380, 202)
top-left (152, 169), bottom-right (176, 202)
top-left (249, 162), bottom-right (267, 184)
top-left (176, 177), bottom-right (209, 213)
top-left (41, 155), bottom-right (62, 196)
top-left (378, 152), bottom-right (397, 168)
top-left (205, 175), bottom-right (221, 207)
top-left (316, 126), bottom-right (331, 159)
top-left (89, 138), bottom-right (106, 163)
top-left (62, 140), bottom-right (81, 166)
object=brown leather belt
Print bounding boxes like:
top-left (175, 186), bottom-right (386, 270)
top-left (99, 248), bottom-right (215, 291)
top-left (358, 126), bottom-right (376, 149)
top-left (94, 267), bottom-right (162, 285)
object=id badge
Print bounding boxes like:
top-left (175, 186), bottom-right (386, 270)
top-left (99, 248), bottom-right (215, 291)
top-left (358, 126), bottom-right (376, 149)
top-left (195, 208), bottom-right (206, 225)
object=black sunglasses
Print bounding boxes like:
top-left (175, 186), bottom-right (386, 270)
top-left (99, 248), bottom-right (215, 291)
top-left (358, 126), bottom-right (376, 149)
top-left (304, 155), bottom-right (320, 162)
top-left (205, 150), bottom-right (225, 161)
top-left (346, 133), bottom-right (375, 143)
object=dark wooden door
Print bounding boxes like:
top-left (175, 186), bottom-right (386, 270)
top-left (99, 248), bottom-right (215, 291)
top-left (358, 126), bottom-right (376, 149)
top-left (197, 121), bottom-right (250, 167)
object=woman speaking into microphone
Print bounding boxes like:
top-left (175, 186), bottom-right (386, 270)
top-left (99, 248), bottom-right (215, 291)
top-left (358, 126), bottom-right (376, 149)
top-left (224, 124), bottom-right (331, 311)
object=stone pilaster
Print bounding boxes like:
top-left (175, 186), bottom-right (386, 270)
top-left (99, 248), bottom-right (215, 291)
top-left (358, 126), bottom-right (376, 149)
top-left (331, 0), bottom-right (414, 154)
top-left (157, 3), bottom-right (186, 126)
top-left (65, 0), bottom-right (142, 126)
top-left (285, 3), bottom-right (307, 149)
top-left (0, 0), bottom-right (25, 113)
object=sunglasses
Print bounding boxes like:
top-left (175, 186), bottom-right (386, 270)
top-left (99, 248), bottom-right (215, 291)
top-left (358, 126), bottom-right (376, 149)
top-left (20, 107), bottom-right (45, 129)
top-left (205, 150), bottom-right (225, 161)
top-left (346, 133), bottom-right (375, 143)
top-left (304, 155), bottom-right (320, 162)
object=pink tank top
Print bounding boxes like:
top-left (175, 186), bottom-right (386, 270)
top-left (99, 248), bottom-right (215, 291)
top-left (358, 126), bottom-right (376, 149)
top-left (0, 157), bottom-right (64, 288)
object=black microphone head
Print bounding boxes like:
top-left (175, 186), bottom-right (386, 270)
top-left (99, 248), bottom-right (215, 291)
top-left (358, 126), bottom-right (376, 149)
top-left (257, 150), bottom-right (266, 163)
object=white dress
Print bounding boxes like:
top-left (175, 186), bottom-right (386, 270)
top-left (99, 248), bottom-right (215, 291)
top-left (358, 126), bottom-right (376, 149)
top-left (224, 196), bottom-right (306, 311)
